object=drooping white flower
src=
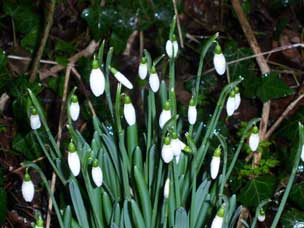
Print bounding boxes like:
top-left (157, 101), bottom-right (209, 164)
top-left (211, 206), bottom-right (224, 228)
top-left (165, 35), bottom-right (179, 58)
top-left (22, 171), bottom-right (34, 202)
top-left (249, 126), bottom-right (260, 152)
top-left (257, 208), bottom-right (266, 222)
top-left (159, 102), bottom-right (171, 129)
top-left (138, 57), bottom-right (148, 80)
top-left (90, 59), bottom-right (105, 97)
top-left (111, 67), bottom-right (133, 89)
top-left (213, 43), bottom-right (226, 75)
top-left (35, 216), bottom-right (44, 228)
top-left (188, 97), bottom-right (197, 125)
top-left (69, 95), bottom-right (80, 121)
top-left (171, 133), bottom-right (182, 157)
top-left (91, 159), bottom-right (103, 187)
top-left (234, 87), bottom-right (241, 111)
top-left (123, 95), bottom-right (136, 126)
top-left (210, 146), bottom-right (221, 179)
top-left (30, 108), bottom-right (41, 130)
top-left (301, 144), bottom-right (304, 162)
top-left (149, 66), bottom-right (160, 93)
top-left (67, 142), bottom-right (80, 177)
top-left (226, 91), bottom-right (236, 117)
top-left (161, 137), bottom-right (174, 163)
top-left (164, 178), bottom-right (170, 199)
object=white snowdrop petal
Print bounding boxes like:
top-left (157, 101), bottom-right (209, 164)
top-left (166, 40), bottom-right (179, 58)
top-left (226, 97), bottom-right (235, 116)
top-left (249, 133), bottom-right (260, 151)
top-left (149, 73), bottom-right (160, 92)
top-left (90, 68), bottom-right (105, 96)
top-left (30, 114), bottom-right (41, 130)
top-left (173, 41), bottom-right (178, 58)
top-left (213, 53), bottom-right (226, 75)
top-left (114, 72), bottom-right (133, 89)
top-left (210, 156), bottom-right (221, 179)
top-left (164, 178), bottom-right (170, 199)
top-left (188, 106), bottom-right (197, 125)
top-left (124, 103), bottom-right (136, 126)
top-left (70, 102), bottom-right (80, 121)
top-left (301, 144), bottom-right (304, 162)
top-left (175, 154), bottom-right (181, 163)
top-left (258, 214), bottom-right (266, 222)
top-left (92, 166), bottom-right (103, 187)
top-left (35, 225), bottom-right (43, 228)
top-left (138, 63), bottom-right (148, 80)
top-left (171, 138), bottom-right (182, 156)
top-left (211, 215), bottom-right (224, 228)
top-left (178, 140), bottom-right (187, 150)
top-left (234, 93), bottom-right (241, 111)
top-left (161, 144), bottom-right (174, 163)
top-left (22, 180), bottom-right (34, 202)
top-left (159, 110), bottom-right (171, 129)
top-left (68, 152), bottom-right (81, 176)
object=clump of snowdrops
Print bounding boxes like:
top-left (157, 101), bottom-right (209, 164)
top-left (21, 17), bottom-right (304, 228)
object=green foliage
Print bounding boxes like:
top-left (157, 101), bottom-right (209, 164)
top-left (280, 208), bottom-right (304, 227)
top-left (289, 182), bottom-right (304, 210)
top-left (239, 158), bottom-right (279, 177)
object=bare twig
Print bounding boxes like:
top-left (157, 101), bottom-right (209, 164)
top-left (172, 0), bottom-right (184, 48)
top-left (139, 31), bottom-right (144, 58)
top-left (7, 156), bottom-right (45, 176)
top-left (7, 55), bottom-right (58, 65)
top-left (231, 0), bottom-right (271, 167)
top-left (29, 0), bottom-right (56, 82)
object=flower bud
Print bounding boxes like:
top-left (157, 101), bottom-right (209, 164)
top-left (149, 66), bottom-right (160, 93)
top-left (210, 146), bottom-right (221, 179)
top-left (213, 43), bottom-right (226, 75)
top-left (68, 142), bottom-right (80, 177)
top-left (91, 159), bottom-right (103, 187)
top-left (226, 91), bottom-right (235, 117)
top-left (159, 102), bottom-right (171, 129)
top-left (258, 208), bottom-right (266, 222)
top-left (164, 178), bottom-right (170, 199)
top-left (161, 137), bottom-right (174, 163)
top-left (111, 67), bottom-right (133, 89)
top-left (138, 57), bottom-right (148, 80)
top-left (165, 35), bottom-right (178, 58)
top-left (123, 95), bottom-right (136, 126)
top-left (234, 87), bottom-right (241, 111)
top-left (188, 98), bottom-right (197, 125)
top-left (90, 59), bottom-right (105, 97)
top-left (22, 171), bottom-right (34, 202)
top-left (30, 108), bottom-right (41, 130)
top-left (211, 205), bottom-right (224, 228)
top-left (249, 126), bottom-right (260, 152)
top-left (69, 95), bottom-right (80, 121)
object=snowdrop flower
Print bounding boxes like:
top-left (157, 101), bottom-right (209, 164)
top-left (91, 159), bottom-right (103, 187)
top-left (67, 142), bottom-right (80, 177)
top-left (35, 216), bottom-right (44, 228)
top-left (165, 34), bottom-right (179, 58)
top-left (110, 67), bottom-right (133, 89)
top-left (213, 43), bottom-right (226, 75)
top-left (69, 95), bottom-right (80, 121)
top-left (90, 59), bottom-right (105, 97)
top-left (210, 146), bottom-right (221, 179)
top-left (149, 66), bottom-right (160, 93)
top-left (226, 91), bottom-right (236, 117)
top-left (249, 126), bottom-right (260, 152)
top-left (301, 144), bottom-right (304, 162)
top-left (22, 170), bottom-right (34, 202)
top-left (159, 101), bottom-right (171, 129)
top-left (164, 178), bottom-right (170, 199)
top-left (30, 107), bottom-right (41, 130)
top-left (161, 137), bottom-right (174, 163)
top-left (257, 208), bottom-right (266, 222)
top-left (211, 205), bottom-right (224, 228)
top-left (138, 57), bottom-right (148, 80)
top-left (171, 133), bottom-right (182, 157)
top-left (123, 95), bottom-right (136, 126)
top-left (234, 87), bottom-right (241, 111)
top-left (188, 97), bottom-right (197, 125)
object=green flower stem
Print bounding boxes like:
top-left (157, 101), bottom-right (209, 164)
top-left (172, 160), bottom-right (181, 208)
top-left (169, 16), bottom-right (176, 41)
top-left (127, 124), bottom-right (138, 162)
top-left (97, 40), bottom-right (105, 67)
top-left (22, 162), bottom-right (64, 228)
top-left (115, 83), bottom-right (122, 133)
top-left (169, 57), bottom-right (176, 117)
top-left (216, 134), bottom-right (227, 196)
top-left (271, 123), bottom-right (304, 228)
top-left (105, 47), bottom-right (114, 121)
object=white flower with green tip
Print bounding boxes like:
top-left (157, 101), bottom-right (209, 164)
top-left (257, 208), bottom-right (266, 222)
top-left (90, 59), bottom-right (105, 97)
top-left (110, 67), bottom-right (133, 89)
top-left (165, 34), bottom-right (179, 58)
top-left (188, 97), bottom-right (197, 125)
top-left (138, 57), bottom-right (148, 80)
top-left (211, 205), bottom-right (224, 228)
top-left (164, 178), bottom-right (170, 199)
top-left (91, 159), bottom-right (103, 187)
top-left (159, 102), bottom-right (171, 129)
top-left (210, 146), bottom-right (221, 179)
top-left (249, 126), bottom-right (260, 152)
top-left (301, 144), bottom-right (304, 162)
top-left (67, 142), bottom-right (80, 177)
top-left (234, 87), bottom-right (241, 111)
top-left (213, 43), bottom-right (226, 75)
top-left (149, 66), bottom-right (160, 93)
top-left (30, 107), bottom-right (41, 130)
top-left (123, 95), bottom-right (136, 126)
top-left (226, 91), bottom-right (236, 117)
top-left (69, 95), bottom-right (80, 121)
top-left (22, 170), bottom-right (34, 202)
top-left (161, 137), bottom-right (174, 163)
top-left (171, 133), bottom-right (182, 157)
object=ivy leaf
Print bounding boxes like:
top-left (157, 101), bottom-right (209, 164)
top-left (238, 176), bottom-right (276, 207)
top-left (256, 72), bottom-right (294, 102)
top-left (289, 182), bottom-right (304, 210)
top-left (281, 208), bottom-right (304, 228)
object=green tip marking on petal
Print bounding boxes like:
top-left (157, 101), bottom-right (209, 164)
top-left (183, 145), bottom-right (191, 153)
top-left (217, 205), bottom-right (225, 217)
top-left (164, 137), bottom-right (171, 145)
top-left (172, 132), bottom-right (178, 139)
top-left (252, 126), bottom-right (259, 134)
top-left (93, 159), bottom-right (99, 167)
top-left (213, 146), bottom-right (221, 157)
top-left (164, 101), bottom-right (171, 110)
top-left (172, 34), bottom-right (177, 41)
top-left (259, 208), bottom-right (265, 215)
top-left (68, 142), bottom-right (76, 153)
top-left (214, 43), bottom-right (222, 55)
top-left (229, 90), bottom-right (236, 97)
top-left (92, 59), bottom-right (99, 69)
top-left (24, 172), bottom-right (31, 181)
top-left (124, 95), bottom-right (131, 104)
top-left (31, 107), bottom-right (38, 115)
top-left (71, 95), bottom-right (78, 103)
top-left (141, 57), bottom-right (147, 64)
